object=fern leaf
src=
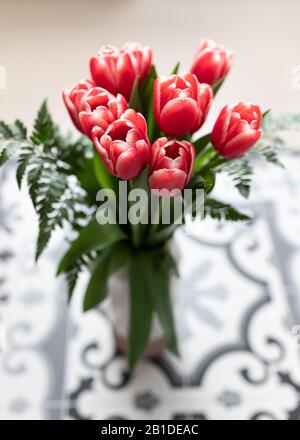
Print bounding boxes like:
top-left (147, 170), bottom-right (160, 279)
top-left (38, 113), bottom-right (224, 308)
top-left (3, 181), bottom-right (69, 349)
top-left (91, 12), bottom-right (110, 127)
top-left (16, 145), bottom-right (34, 188)
top-left (205, 198), bottom-right (252, 222)
top-left (30, 100), bottom-right (56, 146)
top-left (0, 138), bottom-right (24, 167)
top-left (221, 158), bottom-right (253, 198)
top-left (65, 263), bottom-right (82, 301)
top-left (0, 121), bottom-right (13, 137)
top-left (252, 142), bottom-right (284, 167)
top-left (0, 119), bottom-right (28, 168)
top-left (11, 120), bottom-right (27, 140)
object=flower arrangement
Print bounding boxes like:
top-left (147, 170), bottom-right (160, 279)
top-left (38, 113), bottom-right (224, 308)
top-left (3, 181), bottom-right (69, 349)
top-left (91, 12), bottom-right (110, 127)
top-left (0, 39), bottom-right (282, 370)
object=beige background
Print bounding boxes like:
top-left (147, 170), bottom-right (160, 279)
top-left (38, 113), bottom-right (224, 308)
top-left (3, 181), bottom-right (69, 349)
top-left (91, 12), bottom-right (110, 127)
top-left (0, 0), bottom-right (299, 131)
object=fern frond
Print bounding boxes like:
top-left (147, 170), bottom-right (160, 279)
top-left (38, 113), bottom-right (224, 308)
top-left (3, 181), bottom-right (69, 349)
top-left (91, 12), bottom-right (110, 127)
top-left (251, 141), bottom-right (284, 167)
top-left (10, 120), bottom-right (27, 139)
top-left (0, 121), bottom-right (13, 137)
top-left (0, 119), bottom-right (28, 168)
top-left (30, 100), bottom-right (57, 147)
top-left (221, 158), bottom-right (253, 198)
top-left (204, 198), bottom-right (252, 222)
top-left (64, 262), bottom-right (83, 301)
top-left (0, 139), bottom-right (24, 167)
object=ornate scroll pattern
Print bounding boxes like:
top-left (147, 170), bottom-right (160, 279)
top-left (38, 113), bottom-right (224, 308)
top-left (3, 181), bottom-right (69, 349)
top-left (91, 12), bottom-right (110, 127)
top-left (63, 155), bottom-right (300, 420)
top-left (0, 163), bottom-right (68, 420)
top-left (1, 155), bottom-right (300, 420)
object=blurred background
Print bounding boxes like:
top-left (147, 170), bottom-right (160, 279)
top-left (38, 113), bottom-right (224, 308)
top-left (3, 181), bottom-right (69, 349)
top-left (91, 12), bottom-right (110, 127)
top-left (0, 0), bottom-right (300, 420)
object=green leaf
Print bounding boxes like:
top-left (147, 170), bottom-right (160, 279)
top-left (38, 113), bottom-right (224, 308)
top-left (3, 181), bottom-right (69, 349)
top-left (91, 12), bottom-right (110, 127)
top-left (251, 142), bottom-right (284, 168)
top-left (0, 119), bottom-right (27, 141)
top-left (11, 120), bottom-right (27, 139)
top-left (83, 243), bottom-right (130, 312)
top-left (140, 65), bottom-right (157, 108)
top-left (193, 144), bottom-right (216, 173)
top-left (145, 83), bottom-right (160, 143)
top-left (83, 250), bottom-right (112, 311)
top-left (93, 151), bottom-right (118, 192)
top-left (128, 168), bottom-right (150, 247)
top-left (128, 252), bottom-right (153, 371)
top-left (171, 62), bottom-right (180, 75)
top-left (139, 65), bottom-right (160, 142)
top-left (27, 163), bottom-right (78, 261)
top-left (75, 155), bottom-right (101, 198)
top-left (147, 224), bottom-right (178, 247)
top-left (192, 133), bottom-right (211, 155)
top-left (57, 134), bottom-right (94, 171)
top-left (146, 253), bottom-right (179, 356)
top-left (16, 145), bottom-right (34, 188)
top-left (147, 104), bottom-right (160, 143)
top-left (25, 154), bottom-right (87, 261)
top-left (222, 158), bottom-right (253, 198)
top-left (0, 138), bottom-right (24, 167)
top-left (262, 109), bottom-right (271, 120)
top-left (212, 77), bottom-right (225, 95)
top-left (129, 77), bottom-right (143, 113)
top-left (57, 218), bottom-right (127, 274)
top-left (65, 262), bottom-right (82, 302)
top-left (204, 198), bottom-right (252, 222)
top-left (202, 168), bottom-right (216, 193)
top-left (30, 100), bottom-right (56, 146)
top-left (0, 121), bottom-right (13, 137)
top-left (0, 119), bottom-right (28, 168)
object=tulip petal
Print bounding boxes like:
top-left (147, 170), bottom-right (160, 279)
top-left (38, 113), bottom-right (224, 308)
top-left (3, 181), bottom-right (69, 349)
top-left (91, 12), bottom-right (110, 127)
top-left (192, 51), bottom-right (223, 84)
top-left (159, 98), bottom-right (198, 137)
top-left (92, 134), bottom-right (115, 175)
top-left (115, 149), bottom-right (145, 180)
top-left (121, 109), bottom-right (148, 140)
top-left (211, 105), bottom-right (231, 149)
top-left (116, 52), bottom-right (136, 100)
top-left (222, 129), bottom-right (262, 158)
top-left (90, 56), bottom-right (117, 95)
top-left (149, 169), bottom-right (187, 192)
top-left (153, 78), bottom-right (162, 125)
top-left (62, 89), bottom-right (82, 131)
top-left (150, 137), bottom-right (168, 168)
top-left (79, 108), bottom-right (112, 138)
top-left (110, 140), bottom-right (130, 164)
top-left (135, 139), bottom-right (150, 164)
top-left (181, 72), bottom-right (199, 100)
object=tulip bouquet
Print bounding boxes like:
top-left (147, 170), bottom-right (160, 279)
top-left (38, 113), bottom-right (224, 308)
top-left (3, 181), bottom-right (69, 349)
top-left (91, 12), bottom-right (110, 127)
top-left (0, 40), bottom-right (282, 370)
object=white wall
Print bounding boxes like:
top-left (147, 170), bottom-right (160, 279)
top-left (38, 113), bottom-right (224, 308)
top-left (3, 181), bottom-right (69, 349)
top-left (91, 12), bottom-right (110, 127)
top-left (0, 0), bottom-right (299, 130)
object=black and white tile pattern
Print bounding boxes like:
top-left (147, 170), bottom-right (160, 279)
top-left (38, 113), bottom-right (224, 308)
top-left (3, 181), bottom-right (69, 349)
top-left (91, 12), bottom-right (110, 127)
top-left (0, 154), bottom-right (300, 420)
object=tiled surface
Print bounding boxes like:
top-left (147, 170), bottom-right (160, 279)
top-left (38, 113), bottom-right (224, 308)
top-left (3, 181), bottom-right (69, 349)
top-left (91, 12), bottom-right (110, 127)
top-left (0, 154), bottom-right (300, 420)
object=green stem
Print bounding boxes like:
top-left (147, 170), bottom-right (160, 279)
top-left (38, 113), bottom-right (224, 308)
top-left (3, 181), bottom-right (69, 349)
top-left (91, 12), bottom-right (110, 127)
top-left (149, 196), bottom-right (161, 236)
top-left (202, 155), bottom-right (227, 174)
top-left (129, 180), bottom-right (140, 248)
top-left (193, 145), bottom-right (216, 173)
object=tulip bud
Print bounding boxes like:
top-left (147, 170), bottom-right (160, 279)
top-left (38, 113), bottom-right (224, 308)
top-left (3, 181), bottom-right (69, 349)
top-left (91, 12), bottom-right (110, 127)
top-left (90, 42), bottom-right (152, 100)
top-left (211, 102), bottom-right (262, 159)
top-left (148, 138), bottom-right (195, 195)
top-left (191, 39), bottom-right (234, 86)
top-left (154, 73), bottom-right (212, 138)
top-left (62, 79), bottom-right (95, 131)
top-left (92, 109), bottom-right (150, 180)
top-left (79, 87), bottom-right (128, 138)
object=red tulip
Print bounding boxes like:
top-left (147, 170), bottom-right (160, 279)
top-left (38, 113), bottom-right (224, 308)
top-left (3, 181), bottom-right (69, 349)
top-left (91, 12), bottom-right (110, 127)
top-left (92, 109), bottom-right (150, 180)
top-left (191, 39), bottom-right (234, 86)
top-left (62, 79), bottom-right (95, 131)
top-left (148, 138), bottom-right (195, 195)
top-left (211, 102), bottom-right (262, 159)
top-left (79, 87), bottom-right (128, 138)
top-left (90, 42), bottom-right (152, 100)
top-left (154, 73), bottom-right (212, 138)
